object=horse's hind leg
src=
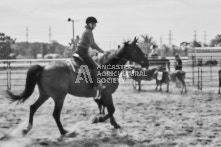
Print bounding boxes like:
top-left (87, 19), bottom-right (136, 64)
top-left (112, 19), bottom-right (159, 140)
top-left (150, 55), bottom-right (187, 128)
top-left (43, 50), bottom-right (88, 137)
top-left (166, 82), bottom-right (169, 93)
top-left (52, 95), bottom-right (67, 135)
top-left (23, 93), bottom-right (49, 135)
top-left (159, 83), bottom-right (162, 91)
top-left (179, 79), bottom-right (187, 94)
top-left (184, 81), bottom-right (187, 93)
top-left (155, 81), bottom-right (158, 91)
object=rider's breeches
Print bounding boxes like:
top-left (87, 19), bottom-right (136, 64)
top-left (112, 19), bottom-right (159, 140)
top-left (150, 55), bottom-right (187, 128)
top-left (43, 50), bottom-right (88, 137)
top-left (76, 46), bottom-right (99, 87)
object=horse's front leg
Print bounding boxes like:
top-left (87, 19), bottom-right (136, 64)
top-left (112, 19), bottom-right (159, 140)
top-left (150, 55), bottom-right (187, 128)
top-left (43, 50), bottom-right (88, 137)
top-left (92, 96), bottom-right (108, 124)
top-left (92, 93), bottom-right (120, 129)
top-left (155, 81), bottom-right (158, 91)
top-left (138, 80), bottom-right (141, 91)
top-left (103, 93), bottom-right (120, 129)
top-left (159, 82), bottom-right (162, 91)
top-left (166, 82), bottom-right (169, 93)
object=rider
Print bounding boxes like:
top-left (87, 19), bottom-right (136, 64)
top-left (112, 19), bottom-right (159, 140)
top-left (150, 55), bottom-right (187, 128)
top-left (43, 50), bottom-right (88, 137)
top-left (174, 54), bottom-right (182, 70)
top-left (75, 16), bottom-right (105, 90)
top-left (150, 44), bottom-right (158, 58)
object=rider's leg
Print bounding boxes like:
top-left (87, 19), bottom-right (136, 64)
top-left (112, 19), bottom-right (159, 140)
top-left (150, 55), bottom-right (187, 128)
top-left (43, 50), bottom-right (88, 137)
top-left (77, 51), bottom-right (104, 89)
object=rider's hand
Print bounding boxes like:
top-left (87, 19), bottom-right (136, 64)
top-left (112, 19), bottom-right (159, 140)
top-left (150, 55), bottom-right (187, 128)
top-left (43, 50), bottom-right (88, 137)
top-left (104, 51), bottom-right (111, 55)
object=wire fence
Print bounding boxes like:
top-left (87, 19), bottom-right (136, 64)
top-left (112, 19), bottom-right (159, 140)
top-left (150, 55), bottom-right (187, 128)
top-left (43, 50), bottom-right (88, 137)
top-left (128, 56), bottom-right (221, 92)
top-left (0, 57), bottom-right (221, 93)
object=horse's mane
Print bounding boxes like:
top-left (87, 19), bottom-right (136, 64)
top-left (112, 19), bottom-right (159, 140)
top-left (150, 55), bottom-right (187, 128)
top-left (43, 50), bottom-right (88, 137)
top-left (98, 41), bottom-right (130, 65)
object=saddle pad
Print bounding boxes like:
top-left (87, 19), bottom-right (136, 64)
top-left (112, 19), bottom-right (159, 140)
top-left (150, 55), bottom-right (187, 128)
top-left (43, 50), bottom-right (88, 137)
top-left (66, 59), bottom-right (80, 73)
top-left (93, 90), bottom-right (101, 100)
top-left (157, 71), bottom-right (163, 81)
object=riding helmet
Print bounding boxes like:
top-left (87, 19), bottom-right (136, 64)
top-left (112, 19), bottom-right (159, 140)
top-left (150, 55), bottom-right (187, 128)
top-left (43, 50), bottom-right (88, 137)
top-left (86, 17), bottom-right (98, 24)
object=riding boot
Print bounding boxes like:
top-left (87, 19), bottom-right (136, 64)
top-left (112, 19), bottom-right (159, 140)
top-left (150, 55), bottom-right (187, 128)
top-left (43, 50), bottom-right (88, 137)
top-left (94, 82), bottom-right (106, 90)
top-left (93, 83), bottom-right (106, 100)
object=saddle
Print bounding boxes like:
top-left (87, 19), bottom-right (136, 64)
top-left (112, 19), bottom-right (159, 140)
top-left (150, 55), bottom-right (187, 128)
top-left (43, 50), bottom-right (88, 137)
top-left (66, 53), bottom-right (86, 73)
top-left (67, 53), bottom-right (101, 99)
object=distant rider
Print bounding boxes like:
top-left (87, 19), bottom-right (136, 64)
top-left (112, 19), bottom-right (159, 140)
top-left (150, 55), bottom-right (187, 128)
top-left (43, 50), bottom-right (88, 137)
top-left (174, 54), bottom-right (182, 70)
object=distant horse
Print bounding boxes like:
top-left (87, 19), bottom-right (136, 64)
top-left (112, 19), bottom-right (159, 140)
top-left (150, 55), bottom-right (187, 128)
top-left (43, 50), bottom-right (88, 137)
top-left (154, 66), bottom-right (187, 93)
top-left (129, 67), bottom-right (157, 91)
top-left (7, 37), bottom-right (149, 135)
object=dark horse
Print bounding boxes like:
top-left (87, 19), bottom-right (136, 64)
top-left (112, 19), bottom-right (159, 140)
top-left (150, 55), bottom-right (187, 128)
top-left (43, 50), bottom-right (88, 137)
top-left (129, 67), bottom-right (157, 91)
top-left (7, 37), bottom-right (149, 135)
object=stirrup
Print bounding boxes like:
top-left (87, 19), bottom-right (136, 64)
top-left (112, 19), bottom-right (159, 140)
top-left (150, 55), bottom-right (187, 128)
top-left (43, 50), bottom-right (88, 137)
top-left (94, 90), bottom-right (101, 100)
top-left (95, 83), bottom-right (106, 90)
top-left (93, 84), bottom-right (105, 100)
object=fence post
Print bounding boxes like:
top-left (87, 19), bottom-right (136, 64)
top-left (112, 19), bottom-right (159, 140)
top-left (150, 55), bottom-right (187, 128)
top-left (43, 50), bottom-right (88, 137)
top-left (197, 58), bottom-right (203, 90)
top-left (192, 56), bottom-right (195, 86)
top-left (6, 61), bottom-right (11, 90)
top-left (210, 56), bottom-right (212, 81)
top-left (201, 66), bottom-right (203, 90)
top-left (198, 58), bottom-right (200, 90)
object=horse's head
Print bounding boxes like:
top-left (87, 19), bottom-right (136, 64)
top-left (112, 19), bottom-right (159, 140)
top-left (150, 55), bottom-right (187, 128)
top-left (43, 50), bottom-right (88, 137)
top-left (123, 37), bottom-right (149, 69)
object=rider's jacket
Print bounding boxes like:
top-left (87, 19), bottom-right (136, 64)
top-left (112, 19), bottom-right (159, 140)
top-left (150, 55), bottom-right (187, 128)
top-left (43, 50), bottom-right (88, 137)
top-left (77, 25), bottom-right (100, 51)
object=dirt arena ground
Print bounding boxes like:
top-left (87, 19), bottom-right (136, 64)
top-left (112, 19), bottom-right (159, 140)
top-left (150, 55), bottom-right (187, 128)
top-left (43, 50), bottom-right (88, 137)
top-left (1, 80), bottom-right (221, 147)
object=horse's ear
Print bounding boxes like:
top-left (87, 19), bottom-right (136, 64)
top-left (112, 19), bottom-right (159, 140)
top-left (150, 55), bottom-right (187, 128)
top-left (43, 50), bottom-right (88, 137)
top-left (132, 37), bottom-right (138, 44)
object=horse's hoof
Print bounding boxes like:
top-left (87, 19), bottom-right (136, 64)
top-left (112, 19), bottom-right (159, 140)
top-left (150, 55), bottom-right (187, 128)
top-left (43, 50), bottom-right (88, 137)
top-left (92, 114), bottom-right (104, 124)
top-left (22, 129), bottom-right (29, 135)
top-left (92, 117), bottom-right (99, 124)
top-left (92, 116), bottom-right (103, 124)
top-left (61, 130), bottom-right (68, 136)
top-left (114, 124), bottom-right (121, 129)
top-left (66, 132), bottom-right (77, 138)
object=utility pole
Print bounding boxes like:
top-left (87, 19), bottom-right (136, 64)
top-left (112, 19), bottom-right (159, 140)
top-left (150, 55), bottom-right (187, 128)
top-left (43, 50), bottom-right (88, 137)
top-left (194, 30), bottom-right (197, 41)
top-left (168, 30), bottom-right (172, 47)
top-left (109, 41), bottom-right (112, 49)
top-left (159, 35), bottom-right (163, 49)
top-left (49, 26), bottom-right (52, 43)
top-left (26, 27), bottom-right (29, 43)
top-left (67, 18), bottom-right (79, 42)
top-left (204, 31), bottom-right (207, 45)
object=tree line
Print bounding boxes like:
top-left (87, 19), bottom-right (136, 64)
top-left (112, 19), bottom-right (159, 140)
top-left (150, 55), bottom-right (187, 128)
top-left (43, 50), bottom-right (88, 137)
top-left (0, 33), bottom-right (71, 59)
top-left (1, 32), bottom-right (221, 59)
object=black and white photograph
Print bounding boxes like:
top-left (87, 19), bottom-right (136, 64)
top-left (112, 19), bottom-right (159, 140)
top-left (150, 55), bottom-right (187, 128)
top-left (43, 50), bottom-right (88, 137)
top-left (1, 0), bottom-right (221, 146)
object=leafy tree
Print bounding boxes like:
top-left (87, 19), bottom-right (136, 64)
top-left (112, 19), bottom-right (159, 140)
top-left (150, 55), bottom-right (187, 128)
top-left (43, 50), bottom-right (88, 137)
top-left (0, 33), bottom-right (15, 59)
top-left (192, 40), bottom-right (201, 47)
top-left (11, 41), bottom-right (68, 59)
top-left (138, 35), bottom-right (156, 55)
top-left (180, 42), bottom-right (191, 56)
top-left (30, 43), bottom-right (41, 58)
top-left (50, 40), bottom-right (59, 53)
top-left (42, 43), bottom-right (48, 57)
top-left (68, 35), bottom-right (80, 52)
top-left (210, 34), bottom-right (221, 46)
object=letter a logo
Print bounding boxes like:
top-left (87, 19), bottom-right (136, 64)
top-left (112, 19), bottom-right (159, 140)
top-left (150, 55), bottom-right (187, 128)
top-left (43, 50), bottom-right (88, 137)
top-left (75, 65), bottom-right (93, 83)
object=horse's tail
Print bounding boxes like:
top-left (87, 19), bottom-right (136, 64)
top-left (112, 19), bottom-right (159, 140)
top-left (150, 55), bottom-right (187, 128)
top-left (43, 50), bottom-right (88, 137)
top-left (183, 72), bottom-right (186, 80)
top-left (7, 65), bottom-right (44, 103)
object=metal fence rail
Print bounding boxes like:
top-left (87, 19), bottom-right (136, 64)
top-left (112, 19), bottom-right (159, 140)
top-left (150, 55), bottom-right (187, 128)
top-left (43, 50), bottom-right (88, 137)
top-left (0, 57), bottom-right (221, 92)
top-left (0, 58), bottom-right (70, 90)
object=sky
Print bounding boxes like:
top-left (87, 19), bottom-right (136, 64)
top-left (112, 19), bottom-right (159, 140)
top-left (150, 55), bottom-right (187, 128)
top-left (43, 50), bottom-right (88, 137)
top-left (1, 0), bottom-right (221, 50)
